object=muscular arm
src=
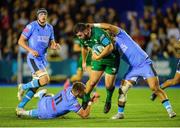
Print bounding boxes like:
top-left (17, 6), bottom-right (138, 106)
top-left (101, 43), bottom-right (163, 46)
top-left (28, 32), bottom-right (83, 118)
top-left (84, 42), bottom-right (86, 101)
top-left (81, 47), bottom-right (88, 64)
top-left (18, 34), bottom-right (33, 53)
top-left (93, 23), bottom-right (120, 35)
top-left (73, 44), bottom-right (81, 52)
top-left (97, 43), bottom-right (114, 59)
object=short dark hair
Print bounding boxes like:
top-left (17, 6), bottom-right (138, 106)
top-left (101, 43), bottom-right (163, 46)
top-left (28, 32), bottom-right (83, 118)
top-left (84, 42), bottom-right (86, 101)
top-left (73, 23), bottom-right (87, 34)
top-left (72, 82), bottom-right (85, 93)
top-left (37, 8), bottom-right (48, 16)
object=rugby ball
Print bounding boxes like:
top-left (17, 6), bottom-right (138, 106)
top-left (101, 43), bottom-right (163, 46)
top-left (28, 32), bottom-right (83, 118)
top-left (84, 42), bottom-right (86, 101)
top-left (92, 44), bottom-right (105, 55)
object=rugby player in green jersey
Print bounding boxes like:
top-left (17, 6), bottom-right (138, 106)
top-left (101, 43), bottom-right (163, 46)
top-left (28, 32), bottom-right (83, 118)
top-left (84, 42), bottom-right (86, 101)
top-left (74, 23), bottom-right (120, 113)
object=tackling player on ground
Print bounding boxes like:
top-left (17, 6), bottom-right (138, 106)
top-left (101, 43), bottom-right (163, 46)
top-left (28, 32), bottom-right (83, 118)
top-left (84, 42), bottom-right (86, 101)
top-left (92, 23), bottom-right (176, 119)
top-left (74, 23), bottom-right (120, 113)
top-left (16, 8), bottom-right (60, 112)
top-left (16, 82), bottom-right (98, 119)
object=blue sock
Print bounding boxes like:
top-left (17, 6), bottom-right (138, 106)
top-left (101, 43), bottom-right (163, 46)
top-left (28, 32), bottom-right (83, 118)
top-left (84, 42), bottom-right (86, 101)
top-left (22, 79), bottom-right (40, 90)
top-left (18, 89), bottom-right (35, 108)
top-left (29, 109), bottom-right (38, 118)
top-left (118, 106), bottom-right (124, 113)
top-left (162, 99), bottom-right (172, 111)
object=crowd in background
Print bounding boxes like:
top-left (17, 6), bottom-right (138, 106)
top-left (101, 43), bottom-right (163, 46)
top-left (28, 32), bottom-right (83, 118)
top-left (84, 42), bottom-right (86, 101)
top-left (0, 0), bottom-right (180, 61)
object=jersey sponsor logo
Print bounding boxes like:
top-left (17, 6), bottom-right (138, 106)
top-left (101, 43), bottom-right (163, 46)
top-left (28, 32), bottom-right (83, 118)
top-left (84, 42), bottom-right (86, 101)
top-left (102, 37), bottom-right (110, 46)
top-left (23, 28), bottom-right (29, 33)
top-left (23, 25), bottom-right (32, 33)
top-left (37, 36), bottom-right (49, 43)
top-left (120, 43), bottom-right (128, 53)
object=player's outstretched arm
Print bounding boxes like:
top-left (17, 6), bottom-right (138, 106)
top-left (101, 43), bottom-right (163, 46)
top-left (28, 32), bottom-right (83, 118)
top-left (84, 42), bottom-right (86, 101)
top-left (92, 23), bottom-right (120, 35)
top-left (77, 93), bottom-right (99, 119)
top-left (18, 34), bottom-right (39, 57)
top-left (77, 102), bottom-right (92, 119)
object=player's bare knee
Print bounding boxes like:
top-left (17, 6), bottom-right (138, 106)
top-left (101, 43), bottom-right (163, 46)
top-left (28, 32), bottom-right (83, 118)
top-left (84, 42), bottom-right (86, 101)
top-left (150, 86), bottom-right (161, 94)
top-left (39, 75), bottom-right (50, 86)
top-left (118, 81), bottom-right (133, 103)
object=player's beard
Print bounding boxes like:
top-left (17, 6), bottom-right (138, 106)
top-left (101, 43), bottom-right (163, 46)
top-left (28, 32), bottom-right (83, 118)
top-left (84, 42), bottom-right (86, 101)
top-left (84, 30), bottom-right (91, 40)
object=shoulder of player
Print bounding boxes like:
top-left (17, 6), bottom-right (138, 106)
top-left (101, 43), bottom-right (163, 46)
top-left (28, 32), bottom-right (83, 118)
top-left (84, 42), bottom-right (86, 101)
top-left (46, 23), bottom-right (54, 29)
top-left (25, 21), bottom-right (36, 29)
top-left (92, 26), bottom-right (104, 33)
top-left (74, 38), bottom-right (82, 44)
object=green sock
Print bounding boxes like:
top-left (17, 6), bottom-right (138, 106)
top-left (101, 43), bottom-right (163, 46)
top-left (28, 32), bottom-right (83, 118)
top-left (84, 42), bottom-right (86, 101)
top-left (83, 93), bottom-right (90, 102)
top-left (106, 86), bottom-right (115, 102)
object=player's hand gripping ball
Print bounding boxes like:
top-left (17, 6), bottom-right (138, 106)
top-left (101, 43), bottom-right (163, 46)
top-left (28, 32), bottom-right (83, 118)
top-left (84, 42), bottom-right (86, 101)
top-left (92, 44), bottom-right (105, 55)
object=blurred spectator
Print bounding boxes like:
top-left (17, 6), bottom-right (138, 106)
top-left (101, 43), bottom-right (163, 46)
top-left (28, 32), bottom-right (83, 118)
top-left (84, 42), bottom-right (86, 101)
top-left (0, 7), bottom-right (10, 30)
top-left (128, 12), bottom-right (138, 35)
top-left (167, 22), bottom-right (180, 40)
top-left (58, 38), bottom-right (69, 60)
top-left (146, 33), bottom-right (161, 59)
top-left (165, 36), bottom-right (179, 58)
top-left (131, 27), bottom-right (145, 49)
top-left (18, 12), bottom-right (28, 26)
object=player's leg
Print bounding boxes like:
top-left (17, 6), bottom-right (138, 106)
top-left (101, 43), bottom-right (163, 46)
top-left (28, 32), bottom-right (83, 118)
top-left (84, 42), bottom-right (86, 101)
top-left (20, 70), bottom-right (50, 89)
top-left (82, 69), bottom-right (104, 109)
top-left (17, 88), bottom-right (38, 109)
top-left (143, 64), bottom-right (176, 118)
top-left (147, 76), bottom-right (176, 118)
top-left (112, 80), bottom-right (135, 119)
top-left (151, 72), bottom-right (180, 101)
top-left (161, 72), bottom-right (180, 89)
top-left (17, 58), bottom-right (50, 110)
top-left (151, 59), bottom-right (180, 100)
top-left (17, 70), bottom-right (50, 109)
top-left (104, 73), bottom-right (116, 113)
top-left (17, 56), bottom-right (50, 100)
top-left (17, 108), bottom-right (38, 118)
top-left (17, 69), bottom-right (50, 100)
top-left (112, 66), bottom-right (137, 119)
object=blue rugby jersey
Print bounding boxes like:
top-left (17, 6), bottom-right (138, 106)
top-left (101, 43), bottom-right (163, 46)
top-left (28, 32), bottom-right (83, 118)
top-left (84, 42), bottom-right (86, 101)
top-left (22, 21), bottom-right (55, 57)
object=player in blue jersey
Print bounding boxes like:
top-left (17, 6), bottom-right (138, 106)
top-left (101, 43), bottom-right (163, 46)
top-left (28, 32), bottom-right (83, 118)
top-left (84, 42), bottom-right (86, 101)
top-left (91, 23), bottom-right (176, 119)
top-left (16, 82), bottom-right (98, 119)
top-left (16, 8), bottom-right (60, 112)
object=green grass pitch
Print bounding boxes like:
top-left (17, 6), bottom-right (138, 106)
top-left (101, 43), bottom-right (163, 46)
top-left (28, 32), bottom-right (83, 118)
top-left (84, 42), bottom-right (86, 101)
top-left (0, 86), bottom-right (180, 127)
